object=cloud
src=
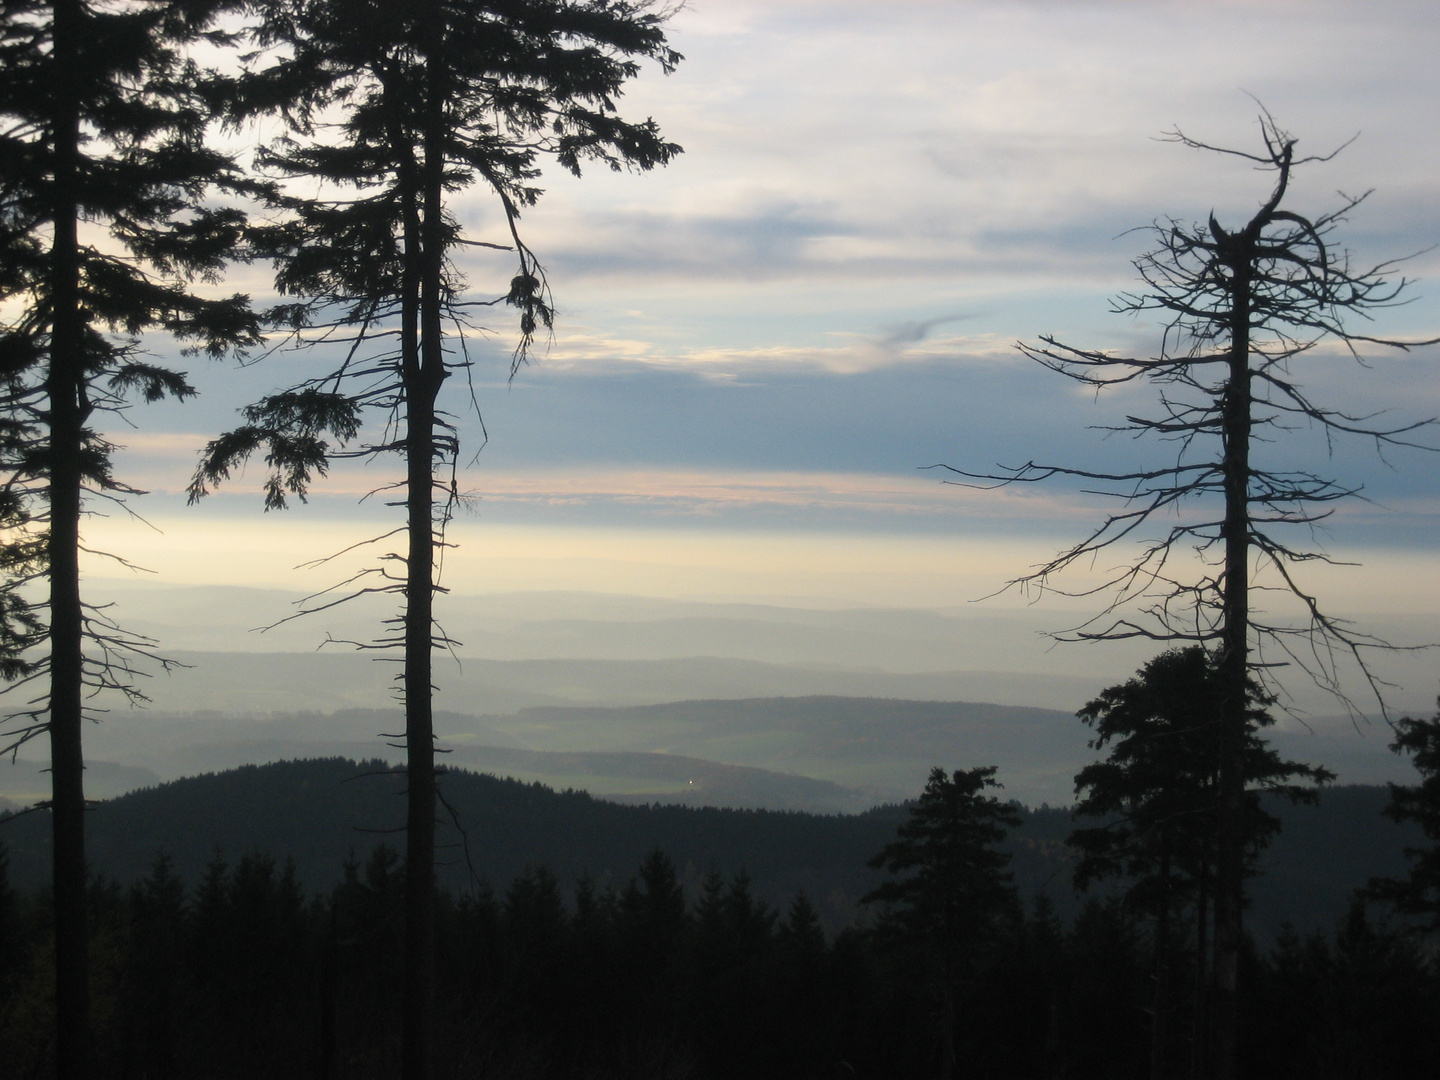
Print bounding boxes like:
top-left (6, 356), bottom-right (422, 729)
top-left (507, 318), bottom-right (1018, 377)
top-left (450, 0), bottom-right (1439, 298)
top-left (876, 314), bottom-right (980, 350)
top-left (456, 466), bottom-right (1105, 527)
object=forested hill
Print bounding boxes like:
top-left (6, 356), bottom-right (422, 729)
top-left (0, 758), bottom-right (1421, 937)
top-left (3, 759), bottom-right (903, 930)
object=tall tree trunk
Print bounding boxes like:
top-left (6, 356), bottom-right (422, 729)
top-left (400, 259), bottom-right (437, 1080)
top-left (400, 10), bottom-right (447, 1078)
top-left (48, 1), bottom-right (90, 1076)
top-left (379, 38), bottom-right (437, 1080)
top-left (1212, 243), bottom-right (1253, 1080)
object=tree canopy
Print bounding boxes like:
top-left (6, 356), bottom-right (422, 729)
top-left (1071, 646), bottom-right (1332, 902)
top-left (1369, 705), bottom-right (1440, 932)
top-left (1071, 646), bottom-right (1332, 1079)
top-left (864, 765), bottom-right (1021, 1080)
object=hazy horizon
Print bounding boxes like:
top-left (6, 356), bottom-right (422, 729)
top-left (1, 579), bottom-right (1421, 812)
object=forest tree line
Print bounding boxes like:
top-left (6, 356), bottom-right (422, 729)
top-left (0, 823), bottom-right (1435, 1079)
top-left (1, 659), bottom-right (1439, 1079)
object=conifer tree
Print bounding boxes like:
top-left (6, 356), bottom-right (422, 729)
top-left (1070, 646), bottom-right (1331, 1079)
top-left (187, 4), bottom-right (679, 1075)
top-left (0, 2), bottom-right (258, 1074)
top-left (863, 766), bottom-right (1021, 1080)
top-left (1368, 704), bottom-right (1440, 931)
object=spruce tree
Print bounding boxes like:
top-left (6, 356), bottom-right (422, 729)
top-left (188, 4), bottom-right (679, 1076)
top-left (863, 766), bottom-right (1021, 1080)
top-left (1368, 704), bottom-right (1440, 931)
top-left (1070, 646), bottom-right (1331, 1079)
top-left (0, 2), bottom-right (258, 1073)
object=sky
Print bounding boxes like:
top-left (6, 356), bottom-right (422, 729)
top-left (84, 0), bottom-right (1440, 681)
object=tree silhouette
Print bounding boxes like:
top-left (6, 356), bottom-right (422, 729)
top-left (1368, 703), bottom-right (1440, 931)
top-left (187, 6), bottom-right (678, 1075)
top-left (1070, 646), bottom-right (1331, 1079)
top-left (863, 766), bottom-right (1021, 1080)
top-left (0, 2), bottom-right (258, 1071)
top-left (944, 109), bottom-right (1436, 1080)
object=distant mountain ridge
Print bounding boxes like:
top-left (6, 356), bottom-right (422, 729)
top-left (5, 691), bottom-right (1413, 812)
top-left (34, 694), bottom-right (1095, 807)
top-left (84, 582), bottom-right (1440, 721)
top-left (473, 695), bottom-right (1095, 805)
top-left (85, 581), bottom-right (1144, 703)
top-left (130, 649), bottom-right (1109, 716)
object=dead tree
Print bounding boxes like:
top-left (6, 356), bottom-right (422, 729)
top-left (943, 111), bottom-right (1437, 1080)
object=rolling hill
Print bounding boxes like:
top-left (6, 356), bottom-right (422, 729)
top-left (0, 758), bottom-right (1424, 941)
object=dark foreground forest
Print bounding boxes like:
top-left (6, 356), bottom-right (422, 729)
top-left (3, 841), bottom-right (1436, 1080)
top-left (0, 759), bottom-right (1436, 1079)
